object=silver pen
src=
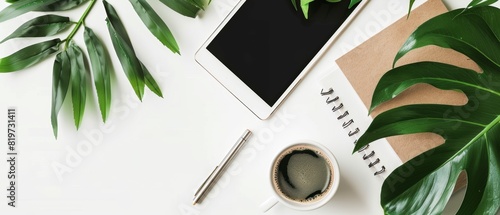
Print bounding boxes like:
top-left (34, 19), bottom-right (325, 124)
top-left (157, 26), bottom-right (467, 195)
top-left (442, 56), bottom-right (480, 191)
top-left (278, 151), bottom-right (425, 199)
top-left (193, 129), bottom-right (252, 205)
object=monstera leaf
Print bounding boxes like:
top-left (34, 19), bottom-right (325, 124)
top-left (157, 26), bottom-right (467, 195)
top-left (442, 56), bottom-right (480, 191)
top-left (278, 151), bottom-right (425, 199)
top-left (355, 6), bottom-right (500, 215)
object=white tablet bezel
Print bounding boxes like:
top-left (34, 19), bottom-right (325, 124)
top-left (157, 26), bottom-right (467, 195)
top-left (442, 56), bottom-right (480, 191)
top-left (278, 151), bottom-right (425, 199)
top-left (195, 0), bottom-right (369, 119)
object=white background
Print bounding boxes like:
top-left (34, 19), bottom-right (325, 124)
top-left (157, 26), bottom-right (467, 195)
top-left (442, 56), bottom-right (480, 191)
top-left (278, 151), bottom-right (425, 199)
top-left (0, 0), bottom-right (498, 214)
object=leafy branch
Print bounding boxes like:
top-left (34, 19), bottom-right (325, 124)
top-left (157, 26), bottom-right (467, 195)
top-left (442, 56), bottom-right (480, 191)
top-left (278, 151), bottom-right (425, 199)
top-left (355, 2), bottom-right (500, 215)
top-left (64, 0), bottom-right (97, 48)
top-left (293, 0), bottom-right (499, 19)
top-left (0, 0), bottom-right (207, 138)
top-left (291, 0), bottom-right (361, 19)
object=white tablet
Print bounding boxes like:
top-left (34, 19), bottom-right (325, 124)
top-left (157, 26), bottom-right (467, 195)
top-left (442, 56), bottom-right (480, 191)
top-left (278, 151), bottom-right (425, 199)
top-left (196, 0), bottom-right (368, 119)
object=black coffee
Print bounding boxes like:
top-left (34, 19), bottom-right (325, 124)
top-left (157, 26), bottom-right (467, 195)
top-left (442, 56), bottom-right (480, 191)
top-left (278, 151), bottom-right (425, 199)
top-left (272, 145), bottom-right (333, 203)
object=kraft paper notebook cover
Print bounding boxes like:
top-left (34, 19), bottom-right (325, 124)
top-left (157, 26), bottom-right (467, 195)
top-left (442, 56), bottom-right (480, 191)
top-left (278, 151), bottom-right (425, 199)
top-left (336, 0), bottom-right (478, 188)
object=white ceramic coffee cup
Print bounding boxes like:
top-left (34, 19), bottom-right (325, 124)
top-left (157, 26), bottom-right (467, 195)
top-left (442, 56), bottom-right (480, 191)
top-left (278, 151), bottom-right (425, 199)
top-left (260, 140), bottom-right (340, 212)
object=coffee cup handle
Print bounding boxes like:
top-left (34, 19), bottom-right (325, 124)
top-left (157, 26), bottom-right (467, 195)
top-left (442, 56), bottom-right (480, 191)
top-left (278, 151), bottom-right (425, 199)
top-left (259, 196), bottom-right (279, 212)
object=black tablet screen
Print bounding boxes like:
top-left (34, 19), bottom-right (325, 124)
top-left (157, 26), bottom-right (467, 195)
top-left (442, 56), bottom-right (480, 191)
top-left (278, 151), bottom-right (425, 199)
top-left (207, 0), bottom-right (358, 106)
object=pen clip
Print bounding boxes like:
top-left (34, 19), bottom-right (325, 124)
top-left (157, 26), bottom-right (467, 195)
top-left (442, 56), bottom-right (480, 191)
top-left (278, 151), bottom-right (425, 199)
top-left (194, 166), bottom-right (218, 197)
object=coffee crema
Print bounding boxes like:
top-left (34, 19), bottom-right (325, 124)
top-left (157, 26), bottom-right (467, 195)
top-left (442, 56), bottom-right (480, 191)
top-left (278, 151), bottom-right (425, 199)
top-left (272, 144), bottom-right (334, 203)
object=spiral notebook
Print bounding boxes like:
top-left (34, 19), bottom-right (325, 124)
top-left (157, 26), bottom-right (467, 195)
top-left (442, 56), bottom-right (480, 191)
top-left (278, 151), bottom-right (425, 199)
top-left (321, 0), bottom-right (471, 189)
top-left (319, 70), bottom-right (402, 177)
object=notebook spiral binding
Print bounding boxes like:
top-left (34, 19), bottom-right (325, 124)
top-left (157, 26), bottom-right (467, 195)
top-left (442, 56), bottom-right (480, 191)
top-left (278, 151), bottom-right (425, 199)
top-left (320, 87), bottom-right (386, 176)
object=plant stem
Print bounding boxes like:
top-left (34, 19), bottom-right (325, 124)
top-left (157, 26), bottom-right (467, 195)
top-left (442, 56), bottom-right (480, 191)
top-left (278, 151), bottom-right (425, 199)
top-left (65, 0), bottom-right (98, 48)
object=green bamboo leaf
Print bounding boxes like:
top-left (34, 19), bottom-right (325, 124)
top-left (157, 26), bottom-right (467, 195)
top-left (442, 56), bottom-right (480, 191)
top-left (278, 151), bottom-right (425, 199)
top-left (84, 27), bottom-right (112, 122)
top-left (466, 0), bottom-right (498, 9)
top-left (408, 0), bottom-right (415, 15)
top-left (36, 0), bottom-right (89, 11)
top-left (294, 0), bottom-right (359, 18)
top-left (0, 38), bottom-right (60, 73)
top-left (186, 0), bottom-right (205, 9)
top-left (454, 0), bottom-right (499, 17)
top-left (0, 15), bottom-right (72, 44)
top-left (6, 0), bottom-right (20, 3)
top-left (67, 43), bottom-right (87, 129)
top-left (102, 0), bottom-right (132, 45)
top-left (0, 0), bottom-right (61, 23)
top-left (103, 0), bottom-right (144, 100)
top-left (129, 0), bottom-right (180, 54)
top-left (291, 0), bottom-right (297, 10)
top-left (348, 0), bottom-right (360, 8)
top-left (51, 51), bottom-right (71, 138)
top-left (140, 61), bottom-right (163, 98)
top-left (299, 0), bottom-right (315, 19)
top-left (357, 6), bottom-right (500, 215)
top-left (158, 0), bottom-right (200, 18)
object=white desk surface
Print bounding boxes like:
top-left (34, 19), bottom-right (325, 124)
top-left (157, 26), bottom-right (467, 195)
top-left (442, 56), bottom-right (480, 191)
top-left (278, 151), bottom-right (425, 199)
top-left (0, 0), bottom-right (497, 214)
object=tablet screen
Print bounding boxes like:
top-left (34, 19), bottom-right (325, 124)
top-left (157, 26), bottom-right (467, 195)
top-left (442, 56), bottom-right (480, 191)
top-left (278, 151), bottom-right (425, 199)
top-left (207, 0), bottom-right (359, 106)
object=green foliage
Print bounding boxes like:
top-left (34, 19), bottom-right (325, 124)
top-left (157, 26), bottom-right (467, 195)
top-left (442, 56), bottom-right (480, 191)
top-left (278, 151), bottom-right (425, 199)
top-left (51, 51), bottom-right (71, 138)
top-left (0, 15), bottom-right (72, 44)
top-left (466, 0), bottom-right (499, 9)
top-left (36, 0), bottom-right (89, 11)
top-left (356, 5), bottom-right (500, 215)
top-left (298, 0), bottom-right (314, 19)
top-left (159, 0), bottom-right (202, 18)
top-left (0, 0), bottom-right (60, 22)
top-left (292, 0), bottom-right (360, 19)
top-left (0, 39), bottom-right (60, 73)
top-left (142, 62), bottom-right (164, 98)
top-left (0, 0), bottom-right (206, 137)
top-left (1, 0), bottom-right (500, 213)
top-left (408, 0), bottom-right (415, 15)
top-left (67, 43), bottom-right (87, 129)
top-left (84, 26), bottom-right (111, 122)
top-left (129, 0), bottom-right (180, 54)
top-left (103, 0), bottom-right (145, 100)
